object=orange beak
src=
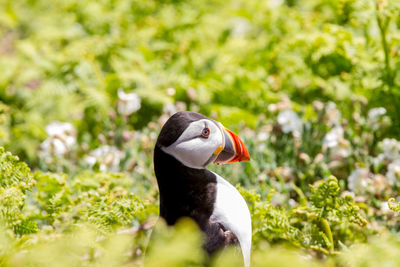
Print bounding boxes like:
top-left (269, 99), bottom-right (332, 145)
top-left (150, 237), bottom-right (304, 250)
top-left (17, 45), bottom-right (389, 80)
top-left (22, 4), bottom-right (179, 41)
top-left (214, 128), bottom-right (250, 164)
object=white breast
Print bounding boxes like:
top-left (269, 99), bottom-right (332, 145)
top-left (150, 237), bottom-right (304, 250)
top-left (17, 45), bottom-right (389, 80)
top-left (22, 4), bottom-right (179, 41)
top-left (210, 172), bottom-right (252, 267)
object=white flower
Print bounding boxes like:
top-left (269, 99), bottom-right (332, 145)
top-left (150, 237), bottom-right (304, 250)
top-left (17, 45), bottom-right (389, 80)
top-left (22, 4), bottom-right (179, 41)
top-left (166, 87), bottom-right (176, 96)
top-left (117, 89), bottom-right (141, 116)
top-left (175, 101), bottom-right (187, 112)
top-left (322, 125), bottom-right (351, 159)
top-left (163, 104), bottom-right (177, 116)
top-left (374, 138), bottom-right (400, 170)
top-left (372, 153), bottom-right (385, 168)
top-left (332, 143), bottom-right (351, 158)
top-left (277, 109), bottom-right (302, 137)
top-left (325, 101), bottom-right (341, 127)
top-left (348, 168), bottom-right (371, 194)
top-left (381, 138), bottom-right (400, 161)
top-left (368, 107), bottom-right (387, 130)
top-left (268, 96), bottom-right (291, 112)
top-left (230, 17), bottom-right (251, 38)
top-left (312, 100), bottom-right (324, 111)
top-left (85, 145), bottom-right (124, 172)
top-left (46, 122), bottom-right (75, 137)
top-left (271, 192), bottom-right (286, 206)
top-left (256, 143), bottom-right (266, 152)
top-left (257, 132), bottom-right (269, 142)
top-left (40, 139), bottom-right (66, 156)
top-left (40, 122), bottom-right (76, 156)
top-left (85, 156), bottom-right (97, 166)
top-left (323, 126), bottom-right (344, 148)
top-left (162, 102), bottom-right (187, 116)
top-left (368, 107), bottom-right (386, 122)
top-left (386, 159), bottom-right (400, 186)
top-left (380, 201), bottom-right (392, 214)
top-left (269, 0), bottom-right (284, 8)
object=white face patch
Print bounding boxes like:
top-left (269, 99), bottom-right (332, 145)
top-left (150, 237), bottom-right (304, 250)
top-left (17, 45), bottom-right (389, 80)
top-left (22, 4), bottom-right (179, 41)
top-left (161, 119), bottom-right (224, 169)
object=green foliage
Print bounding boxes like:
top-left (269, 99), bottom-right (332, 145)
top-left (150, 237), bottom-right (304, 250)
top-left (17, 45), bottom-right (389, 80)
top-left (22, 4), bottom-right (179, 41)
top-left (239, 176), bottom-right (367, 255)
top-left (339, 233), bottom-right (400, 267)
top-left (145, 219), bottom-right (206, 267)
top-left (29, 171), bottom-right (150, 234)
top-left (240, 186), bottom-right (301, 246)
top-left (1, 0), bottom-right (400, 163)
top-left (388, 198), bottom-right (400, 212)
top-left (0, 147), bottom-right (36, 236)
top-left (5, 225), bottom-right (135, 267)
top-left (1, 0), bottom-right (400, 265)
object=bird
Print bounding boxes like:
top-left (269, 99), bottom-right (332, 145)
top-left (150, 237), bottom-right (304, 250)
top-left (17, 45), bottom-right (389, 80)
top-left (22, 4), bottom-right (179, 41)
top-left (153, 111), bottom-right (252, 267)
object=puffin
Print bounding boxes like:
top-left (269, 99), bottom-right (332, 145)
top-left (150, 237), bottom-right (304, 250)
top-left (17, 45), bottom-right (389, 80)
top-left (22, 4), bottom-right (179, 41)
top-left (154, 111), bottom-right (252, 266)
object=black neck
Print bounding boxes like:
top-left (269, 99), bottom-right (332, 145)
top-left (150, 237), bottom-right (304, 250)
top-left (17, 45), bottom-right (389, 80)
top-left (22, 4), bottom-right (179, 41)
top-left (153, 145), bottom-right (217, 227)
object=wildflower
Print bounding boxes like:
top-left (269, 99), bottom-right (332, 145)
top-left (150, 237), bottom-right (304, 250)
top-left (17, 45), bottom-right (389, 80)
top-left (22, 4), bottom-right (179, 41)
top-left (268, 96), bottom-right (291, 112)
top-left (372, 153), bottom-right (385, 169)
top-left (271, 192), bottom-right (286, 206)
top-left (269, 0), bottom-right (284, 8)
top-left (257, 173), bottom-right (267, 182)
top-left (158, 114), bottom-right (170, 126)
top-left (380, 201), bottom-right (392, 214)
top-left (323, 126), bottom-right (351, 158)
top-left (85, 145), bottom-right (124, 172)
top-left (325, 101), bottom-right (341, 127)
top-left (256, 143), bottom-right (266, 152)
top-left (257, 132), bottom-right (269, 142)
top-left (312, 100), bottom-right (324, 111)
top-left (163, 104), bottom-right (177, 116)
top-left (163, 102), bottom-right (187, 117)
top-left (277, 109), bottom-right (302, 137)
top-left (275, 166), bottom-right (294, 182)
top-left (166, 87), bottom-right (176, 96)
top-left (368, 107), bottom-right (386, 122)
top-left (40, 139), bottom-right (66, 156)
top-left (175, 101), bottom-right (187, 112)
top-left (371, 174), bottom-right (389, 195)
top-left (299, 152), bottom-right (311, 164)
top-left (386, 159), bottom-right (400, 186)
top-left (381, 138), bottom-right (400, 161)
top-left (332, 138), bottom-right (351, 158)
top-left (45, 122), bottom-right (75, 139)
top-left (122, 130), bottom-right (133, 142)
top-left (117, 89), bottom-right (141, 116)
top-left (266, 75), bottom-right (280, 90)
top-left (288, 198), bottom-right (298, 208)
top-left (187, 88), bottom-right (197, 101)
top-left (323, 126), bottom-right (344, 148)
top-left (314, 153), bottom-right (324, 164)
top-left (338, 142), bottom-right (352, 158)
top-left (40, 122), bottom-right (76, 156)
top-left (347, 168), bottom-right (371, 194)
top-left (367, 107), bottom-right (387, 130)
top-left (230, 17), bottom-right (251, 38)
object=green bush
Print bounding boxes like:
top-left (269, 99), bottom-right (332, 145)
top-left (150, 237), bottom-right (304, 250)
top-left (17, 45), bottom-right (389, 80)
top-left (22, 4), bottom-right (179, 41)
top-left (1, 0), bottom-right (400, 265)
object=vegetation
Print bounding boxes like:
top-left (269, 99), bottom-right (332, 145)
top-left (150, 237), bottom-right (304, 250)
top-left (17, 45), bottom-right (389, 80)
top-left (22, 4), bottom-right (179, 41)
top-left (1, 0), bottom-right (400, 266)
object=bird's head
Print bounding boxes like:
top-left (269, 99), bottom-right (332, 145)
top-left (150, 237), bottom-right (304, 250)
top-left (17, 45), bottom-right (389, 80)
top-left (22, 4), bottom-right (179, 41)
top-left (156, 111), bottom-right (250, 169)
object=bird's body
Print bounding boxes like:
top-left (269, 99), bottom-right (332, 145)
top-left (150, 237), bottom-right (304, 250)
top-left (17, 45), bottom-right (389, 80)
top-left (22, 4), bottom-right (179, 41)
top-left (154, 111), bottom-right (251, 266)
top-left (211, 173), bottom-right (252, 266)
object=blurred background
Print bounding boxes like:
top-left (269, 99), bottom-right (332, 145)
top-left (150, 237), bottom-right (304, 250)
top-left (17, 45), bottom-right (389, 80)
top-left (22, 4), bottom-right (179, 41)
top-left (1, 0), bottom-right (400, 266)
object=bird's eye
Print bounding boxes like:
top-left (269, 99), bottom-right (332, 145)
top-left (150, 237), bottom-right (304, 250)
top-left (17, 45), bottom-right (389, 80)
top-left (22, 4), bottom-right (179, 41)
top-left (201, 127), bottom-right (210, 138)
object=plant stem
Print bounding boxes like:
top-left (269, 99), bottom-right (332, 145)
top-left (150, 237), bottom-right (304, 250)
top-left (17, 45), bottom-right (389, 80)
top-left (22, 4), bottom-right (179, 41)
top-left (320, 218), bottom-right (334, 252)
top-left (376, 14), bottom-right (392, 86)
top-left (375, 4), bottom-right (400, 131)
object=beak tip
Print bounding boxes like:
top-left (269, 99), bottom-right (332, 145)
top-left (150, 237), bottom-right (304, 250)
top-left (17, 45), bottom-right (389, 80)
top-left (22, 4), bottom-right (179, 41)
top-left (215, 127), bottom-right (251, 164)
top-left (240, 153), bottom-right (250, 162)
